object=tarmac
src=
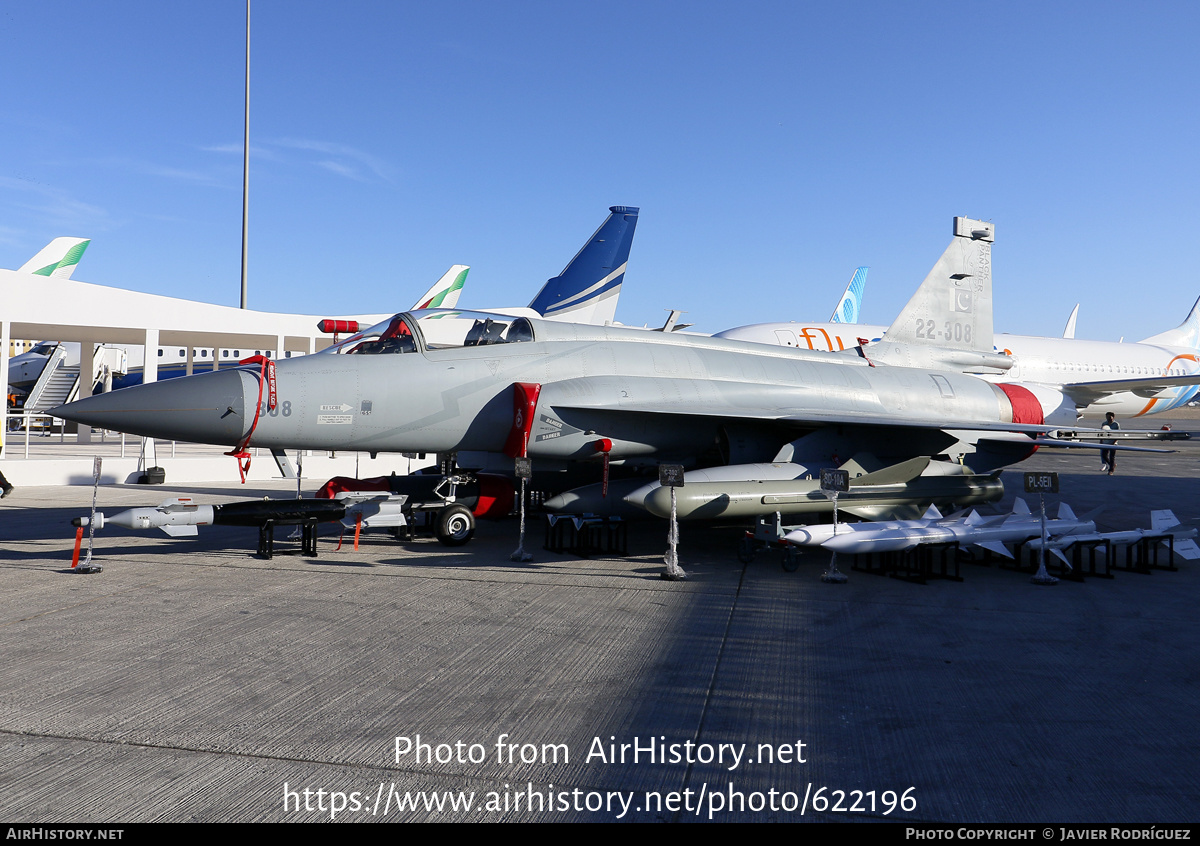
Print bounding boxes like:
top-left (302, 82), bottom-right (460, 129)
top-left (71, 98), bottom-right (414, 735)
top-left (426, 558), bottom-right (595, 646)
top-left (1, 416), bottom-right (1199, 823)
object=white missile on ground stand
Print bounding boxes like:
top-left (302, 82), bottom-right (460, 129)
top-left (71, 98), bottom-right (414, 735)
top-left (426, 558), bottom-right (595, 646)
top-left (1025, 510), bottom-right (1200, 563)
top-left (71, 493), bottom-right (410, 538)
top-left (73, 497), bottom-right (219, 537)
top-left (783, 504), bottom-right (954, 548)
top-left (813, 499), bottom-right (1095, 557)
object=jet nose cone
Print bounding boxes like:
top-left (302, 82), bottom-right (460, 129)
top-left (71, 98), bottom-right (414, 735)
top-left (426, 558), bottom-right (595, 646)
top-left (52, 368), bottom-right (258, 446)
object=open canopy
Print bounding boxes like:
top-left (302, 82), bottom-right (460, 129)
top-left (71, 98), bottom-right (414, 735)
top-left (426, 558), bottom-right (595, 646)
top-left (321, 310), bottom-right (537, 355)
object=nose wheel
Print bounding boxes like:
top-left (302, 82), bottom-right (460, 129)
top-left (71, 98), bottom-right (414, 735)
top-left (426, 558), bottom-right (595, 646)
top-left (435, 504), bottom-right (476, 546)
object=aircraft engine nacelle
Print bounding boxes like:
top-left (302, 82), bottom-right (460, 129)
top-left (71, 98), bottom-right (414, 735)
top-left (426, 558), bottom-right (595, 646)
top-left (995, 383), bottom-right (1078, 428)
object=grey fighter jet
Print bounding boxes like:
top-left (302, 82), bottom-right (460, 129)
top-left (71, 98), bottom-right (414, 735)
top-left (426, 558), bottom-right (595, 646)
top-left (51, 218), bottom-right (1090, 533)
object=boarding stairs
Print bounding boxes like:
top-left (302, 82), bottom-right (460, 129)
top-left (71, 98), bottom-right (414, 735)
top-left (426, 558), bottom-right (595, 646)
top-left (20, 345), bottom-right (127, 431)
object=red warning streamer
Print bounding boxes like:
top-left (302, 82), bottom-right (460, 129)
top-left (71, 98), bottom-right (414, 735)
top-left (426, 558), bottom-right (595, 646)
top-left (225, 356), bottom-right (277, 483)
top-left (594, 438), bottom-right (613, 498)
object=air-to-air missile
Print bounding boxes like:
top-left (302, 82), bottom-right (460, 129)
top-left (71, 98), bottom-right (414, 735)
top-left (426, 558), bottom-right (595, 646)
top-left (781, 505), bottom-right (952, 548)
top-left (806, 498), bottom-right (1093, 557)
top-left (1023, 509), bottom-right (1200, 563)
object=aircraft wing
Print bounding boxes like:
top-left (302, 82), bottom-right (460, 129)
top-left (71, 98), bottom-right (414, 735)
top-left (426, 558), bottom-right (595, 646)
top-left (1059, 373), bottom-right (1200, 406)
top-left (540, 375), bottom-right (1060, 435)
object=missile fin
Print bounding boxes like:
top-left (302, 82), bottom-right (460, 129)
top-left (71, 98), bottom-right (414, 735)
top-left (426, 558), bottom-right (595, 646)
top-left (975, 540), bottom-right (1013, 559)
top-left (850, 456), bottom-right (931, 487)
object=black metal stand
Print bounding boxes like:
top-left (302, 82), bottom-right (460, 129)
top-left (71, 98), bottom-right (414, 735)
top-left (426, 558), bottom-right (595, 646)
top-left (543, 515), bottom-right (627, 557)
top-left (257, 518), bottom-right (320, 559)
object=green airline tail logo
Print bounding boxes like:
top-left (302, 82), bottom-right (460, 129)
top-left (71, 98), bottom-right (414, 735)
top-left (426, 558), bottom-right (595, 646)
top-left (32, 239), bottom-right (90, 276)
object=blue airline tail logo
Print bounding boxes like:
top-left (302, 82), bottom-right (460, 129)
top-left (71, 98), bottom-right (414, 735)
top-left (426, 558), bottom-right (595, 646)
top-left (1136, 294), bottom-right (1200, 412)
top-left (830, 266), bottom-right (868, 324)
top-left (527, 206), bottom-right (639, 325)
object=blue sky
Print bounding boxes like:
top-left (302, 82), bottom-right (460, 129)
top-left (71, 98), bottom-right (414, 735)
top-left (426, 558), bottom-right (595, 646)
top-left (2, 1), bottom-right (1197, 341)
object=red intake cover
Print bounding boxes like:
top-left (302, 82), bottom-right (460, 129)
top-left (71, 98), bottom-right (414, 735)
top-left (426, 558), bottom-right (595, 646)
top-left (472, 474), bottom-right (516, 519)
top-left (996, 383), bottom-right (1043, 458)
top-left (504, 382), bottom-right (542, 458)
top-left (996, 383), bottom-right (1044, 425)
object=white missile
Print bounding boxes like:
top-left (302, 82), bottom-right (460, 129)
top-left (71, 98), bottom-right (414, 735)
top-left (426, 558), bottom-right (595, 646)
top-left (1025, 510), bottom-right (1200, 563)
top-left (818, 499), bottom-right (1095, 557)
top-left (783, 505), bottom-right (948, 548)
top-left (73, 497), bottom-right (216, 537)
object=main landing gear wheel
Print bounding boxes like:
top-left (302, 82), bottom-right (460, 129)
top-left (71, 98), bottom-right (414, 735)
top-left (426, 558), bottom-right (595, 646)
top-left (435, 504), bottom-right (476, 546)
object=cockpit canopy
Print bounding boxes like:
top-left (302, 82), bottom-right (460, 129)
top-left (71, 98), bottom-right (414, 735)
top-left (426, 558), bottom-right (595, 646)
top-left (321, 310), bottom-right (536, 355)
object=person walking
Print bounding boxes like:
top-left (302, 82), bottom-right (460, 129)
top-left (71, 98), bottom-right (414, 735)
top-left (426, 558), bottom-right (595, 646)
top-left (1100, 412), bottom-right (1119, 475)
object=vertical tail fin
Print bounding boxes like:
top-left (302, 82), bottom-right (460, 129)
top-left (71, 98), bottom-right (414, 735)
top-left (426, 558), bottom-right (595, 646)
top-left (411, 265), bottom-right (469, 310)
top-left (829, 266), bottom-right (869, 324)
top-left (528, 205), bottom-right (639, 325)
top-left (1139, 295), bottom-right (1200, 349)
top-left (18, 237), bottom-right (90, 278)
top-left (871, 218), bottom-right (1008, 371)
top-left (881, 217), bottom-right (994, 351)
top-left (1063, 304), bottom-right (1079, 339)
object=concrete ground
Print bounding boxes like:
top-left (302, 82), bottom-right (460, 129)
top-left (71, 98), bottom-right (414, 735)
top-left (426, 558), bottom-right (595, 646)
top-left (1, 421), bottom-right (1198, 822)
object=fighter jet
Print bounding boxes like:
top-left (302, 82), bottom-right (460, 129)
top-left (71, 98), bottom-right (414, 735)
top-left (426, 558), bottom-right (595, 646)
top-left (53, 308), bottom-right (1066, 485)
top-left (53, 220), bottom-right (1090, 529)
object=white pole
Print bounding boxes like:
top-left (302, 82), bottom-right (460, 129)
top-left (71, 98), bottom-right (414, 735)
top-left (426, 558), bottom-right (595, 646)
top-left (822, 491), bottom-right (848, 583)
top-left (240, 0), bottom-right (250, 309)
top-left (1031, 492), bottom-right (1058, 585)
